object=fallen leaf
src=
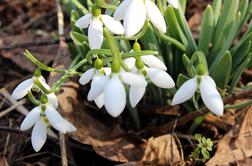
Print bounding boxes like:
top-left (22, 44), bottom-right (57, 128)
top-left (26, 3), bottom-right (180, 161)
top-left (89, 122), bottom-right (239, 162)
top-left (141, 134), bottom-right (181, 165)
top-left (0, 157), bottom-right (9, 166)
top-left (207, 106), bottom-right (252, 166)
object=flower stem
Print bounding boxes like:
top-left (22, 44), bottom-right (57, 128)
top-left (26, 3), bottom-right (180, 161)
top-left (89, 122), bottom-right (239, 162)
top-left (156, 31), bottom-right (187, 52)
top-left (28, 91), bottom-right (40, 105)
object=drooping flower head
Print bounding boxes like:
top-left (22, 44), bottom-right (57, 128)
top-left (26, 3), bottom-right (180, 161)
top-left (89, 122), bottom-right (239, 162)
top-left (113, 0), bottom-right (167, 37)
top-left (172, 69), bottom-right (224, 116)
top-left (20, 95), bottom-right (76, 152)
top-left (75, 6), bottom-right (124, 49)
top-left (11, 70), bottom-right (58, 108)
top-left (124, 42), bottom-right (175, 107)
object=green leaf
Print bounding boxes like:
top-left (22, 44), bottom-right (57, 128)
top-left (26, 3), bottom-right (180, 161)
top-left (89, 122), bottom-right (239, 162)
top-left (70, 31), bottom-right (88, 46)
top-left (176, 74), bottom-right (189, 87)
top-left (232, 41), bottom-right (251, 69)
top-left (174, 8), bottom-right (197, 54)
top-left (201, 147), bottom-right (210, 159)
top-left (212, 0), bottom-right (222, 25)
top-left (141, 23), bottom-right (160, 51)
top-left (229, 53), bottom-right (251, 93)
top-left (194, 134), bottom-right (202, 143)
top-left (198, 5), bottom-right (214, 55)
top-left (211, 0), bottom-right (239, 54)
top-left (179, 0), bottom-right (187, 14)
top-left (210, 12), bottom-right (241, 72)
top-left (165, 6), bottom-right (188, 48)
top-left (190, 115), bottom-right (205, 132)
top-left (238, 0), bottom-right (249, 26)
top-left (211, 51), bottom-right (232, 89)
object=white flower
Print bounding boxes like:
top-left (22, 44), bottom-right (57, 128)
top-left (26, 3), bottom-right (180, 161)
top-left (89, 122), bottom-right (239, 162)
top-left (124, 55), bottom-right (175, 107)
top-left (11, 76), bottom-right (58, 108)
top-left (79, 67), bottom-right (111, 108)
top-left (75, 13), bottom-right (124, 49)
top-left (113, 0), bottom-right (166, 37)
top-left (171, 75), bottom-right (224, 116)
top-left (20, 104), bottom-right (76, 152)
top-left (167, 0), bottom-right (180, 9)
top-left (89, 70), bottom-right (147, 117)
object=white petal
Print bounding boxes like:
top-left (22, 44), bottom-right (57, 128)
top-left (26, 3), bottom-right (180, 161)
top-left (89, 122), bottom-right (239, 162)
top-left (20, 106), bottom-right (41, 131)
top-left (124, 57), bottom-right (136, 70)
top-left (102, 15), bottom-right (124, 34)
top-left (167, 0), bottom-right (179, 9)
top-left (171, 77), bottom-right (197, 105)
top-left (11, 78), bottom-right (34, 100)
top-left (113, 0), bottom-right (132, 20)
top-left (88, 19), bottom-right (104, 49)
top-left (75, 14), bottom-right (92, 28)
top-left (45, 106), bottom-right (66, 133)
top-left (120, 72), bottom-right (147, 87)
top-left (130, 86), bottom-right (146, 107)
top-left (31, 119), bottom-right (47, 152)
top-left (147, 68), bottom-right (175, 88)
top-left (103, 67), bottom-right (112, 75)
top-left (146, 0), bottom-right (167, 33)
top-left (200, 76), bottom-right (224, 116)
top-left (94, 93), bottom-right (104, 108)
top-left (63, 119), bottom-right (76, 132)
top-left (141, 55), bottom-right (167, 70)
top-left (79, 68), bottom-right (95, 85)
top-left (124, 0), bottom-right (147, 37)
top-left (88, 76), bottom-right (109, 101)
top-left (46, 93), bottom-right (58, 108)
top-left (104, 74), bottom-right (126, 117)
top-left (203, 75), bottom-right (216, 87)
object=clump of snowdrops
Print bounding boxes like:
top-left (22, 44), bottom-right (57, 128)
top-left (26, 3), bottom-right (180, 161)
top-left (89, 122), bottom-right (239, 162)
top-left (12, 0), bottom-right (252, 152)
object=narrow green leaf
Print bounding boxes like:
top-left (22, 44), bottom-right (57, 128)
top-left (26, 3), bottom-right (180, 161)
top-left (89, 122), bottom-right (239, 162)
top-left (141, 24), bottom-right (160, 51)
top-left (179, 0), bottom-right (187, 14)
top-left (211, 0), bottom-right (239, 54)
top-left (198, 5), bottom-right (214, 55)
top-left (212, 0), bottom-right (222, 25)
top-left (210, 12), bottom-right (241, 72)
top-left (174, 8), bottom-right (197, 54)
top-left (232, 41), bottom-right (251, 69)
top-left (238, 0), bottom-right (249, 26)
top-left (70, 31), bottom-right (88, 46)
top-left (165, 6), bottom-right (188, 47)
top-left (176, 74), bottom-right (189, 87)
top-left (211, 51), bottom-right (232, 89)
top-left (229, 53), bottom-right (251, 93)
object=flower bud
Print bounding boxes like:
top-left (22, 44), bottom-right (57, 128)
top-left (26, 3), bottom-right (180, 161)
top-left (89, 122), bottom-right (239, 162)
top-left (111, 59), bottom-right (120, 73)
top-left (40, 94), bottom-right (48, 105)
top-left (133, 41), bottom-right (141, 52)
top-left (196, 64), bottom-right (206, 76)
top-left (92, 5), bottom-right (101, 17)
top-left (136, 59), bottom-right (144, 70)
top-left (94, 58), bottom-right (103, 69)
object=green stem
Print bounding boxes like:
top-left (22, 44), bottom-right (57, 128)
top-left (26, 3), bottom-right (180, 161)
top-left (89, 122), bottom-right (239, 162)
top-left (157, 31), bottom-right (187, 52)
top-left (225, 100), bottom-right (252, 109)
top-left (33, 78), bottom-right (52, 94)
top-left (28, 91), bottom-right (40, 105)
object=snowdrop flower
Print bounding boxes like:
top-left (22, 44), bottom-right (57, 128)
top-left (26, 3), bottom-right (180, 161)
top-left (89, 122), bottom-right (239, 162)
top-left (171, 75), bottom-right (224, 116)
top-left (88, 60), bottom-right (147, 117)
top-left (79, 59), bottom-right (111, 108)
top-left (20, 95), bottom-right (76, 152)
top-left (124, 55), bottom-right (175, 107)
top-left (167, 0), bottom-right (180, 9)
top-left (75, 6), bottom-right (124, 49)
top-left (12, 75), bottom-right (58, 108)
top-left (113, 0), bottom-right (166, 37)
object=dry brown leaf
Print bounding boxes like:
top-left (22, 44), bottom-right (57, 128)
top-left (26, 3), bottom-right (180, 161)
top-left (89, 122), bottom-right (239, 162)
top-left (0, 157), bottom-right (9, 166)
top-left (207, 106), bottom-right (252, 166)
top-left (141, 134), bottom-right (181, 165)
